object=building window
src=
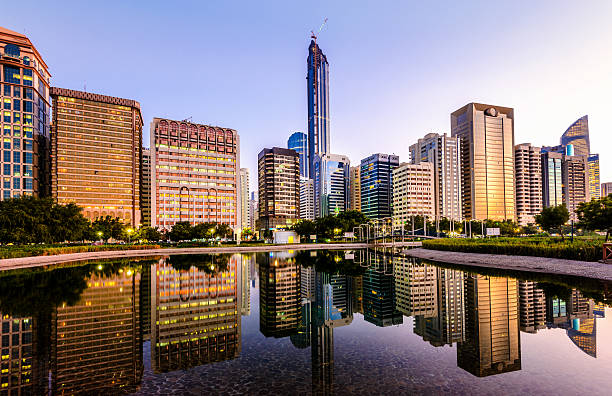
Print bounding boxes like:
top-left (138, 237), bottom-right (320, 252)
top-left (3, 151), bottom-right (9, 162)
top-left (3, 140), bottom-right (9, 149)
top-left (3, 99), bottom-right (10, 110)
top-left (23, 178), bottom-right (32, 190)
top-left (23, 101), bottom-right (32, 113)
top-left (24, 88), bottom-right (32, 100)
top-left (3, 85), bottom-right (10, 96)
top-left (13, 152), bottom-right (20, 163)
top-left (23, 153), bottom-right (32, 164)
top-left (3, 165), bottom-right (9, 175)
top-left (23, 69), bottom-right (33, 87)
top-left (13, 87), bottom-right (19, 97)
top-left (12, 165), bottom-right (19, 176)
top-left (3, 190), bottom-right (9, 199)
top-left (22, 57), bottom-right (30, 66)
top-left (12, 100), bottom-right (20, 111)
top-left (3, 44), bottom-right (20, 58)
top-left (12, 178), bottom-right (19, 190)
top-left (3, 66), bottom-right (20, 84)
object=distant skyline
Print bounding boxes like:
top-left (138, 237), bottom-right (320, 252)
top-left (3, 1), bottom-right (612, 191)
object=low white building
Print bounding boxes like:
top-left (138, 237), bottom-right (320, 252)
top-left (273, 230), bottom-right (300, 244)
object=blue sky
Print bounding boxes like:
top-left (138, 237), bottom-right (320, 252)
top-left (4, 0), bottom-right (612, 190)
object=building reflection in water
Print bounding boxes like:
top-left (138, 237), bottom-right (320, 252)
top-left (51, 269), bottom-right (143, 394)
top-left (0, 314), bottom-right (33, 394)
top-left (363, 251), bottom-right (402, 327)
top-left (518, 281), bottom-right (546, 333)
top-left (150, 255), bottom-right (241, 373)
top-left (457, 275), bottom-right (521, 377)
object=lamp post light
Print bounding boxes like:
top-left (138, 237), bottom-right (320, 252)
top-left (97, 231), bottom-right (103, 244)
top-left (126, 228), bottom-right (133, 244)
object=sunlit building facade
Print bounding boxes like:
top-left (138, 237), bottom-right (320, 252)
top-left (360, 153), bottom-right (399, 220)
top-left (51, 88), bottom-right (143, 225)
top-left (239, 168), bottom-right (249, 230)
top-left (560, 115), bottom-right (589, 157)
top-left (150, 118), bottom-right (239, 230)
top-left (602, 182), bottom-right (612, 198)
top-left (587, 154), bottom-right (600, 199)
top-left (409, 133), bottom-right (462, 221)
top-left (150, 256), bottom-right (240, 373)
top-left (141, 147), bottom-right (151, 226)
top-left (562, 154), bottom-right (590, 220)
top-left (394, 257), bottom-right (438, 318)
top-left (541, 151), bottom-right (563, 208)
top-left (451, 103), bottom-right (516, 221)
top-left (52, 270), bottom-right (143, 393)
top-left (348, 166), bottom-right (361, 212)
top-left (0, 313), bottom-right (33, 393)
top-left (299, 177), bottom-right (315, 220)
top-left (0, 27), bottom-right (51, 199)
top-left (518, 280), bottom-right (546, 333)
top-left (257, 147), bottom-right (300, 231)
top-left (307, 40), bottom-right (330, 178)
top-left (391, 162), bottom-right (435, 228)
top-left (313, 153), bottom-right (350, 217)
top-left (514, 143), bottom-right (542, 225)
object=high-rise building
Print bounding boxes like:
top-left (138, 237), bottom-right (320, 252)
top-left (150, 118), bottom-right (239, 230)
top-left (258, 251), bottom-right (301, 337)
top-left (0, 27), bottom-right (51, 199)
top-left (360, 153), bottom-right (399, 219)
top-left (602, 182), bottom-right (612, 198)
top-left (151, 256), bottom-right (241, 372)
top-left (514, 143), bottom-right (542, 225)
top-left (0, 313), bottom-right (33, 393)
top-left (541, 151), bottom-right (563, 207)
top-left (348, 166), bottom-right (361, 212)
top-left (239, 168), bottom-right (249, 230)
top-left (562, 154), bottom-right (590, 220)
top-left (451, 103), bottom-right (516, 221)
top-left (394, 257), bottom-right (438, 318)
top-left (299, 177), bottom-right (315, 220)
top-left (50, 88), bottom-right (143, 225)
top-left (457, 275), bottom-right (521, 377)
top-left (313, 153), bottom-right (350, 217)
top-left (141, 147), bottom-right (151, 226)
top-left (560, 115), bottom-right (589, 157)
top-left (315, 272), bottom-right (354, 328)
top-left (288, 131), bottom-right (308, 178)
top-left (248, 191), bottom-right (257, 230)
top-left (52, 270), bottom-right (143, 393)
top-left (409, 133), bottom-right (462, 221)
top-left (257, 147), bottom-right (300, 231)
top-left (307, 40), bottom-right (330, 177)
top-left (518, 281), bottom-right (546, 333)
top-left (391, 162), bottom-right (435, 228)
top-left (587, 154), bottom-right (600, 199)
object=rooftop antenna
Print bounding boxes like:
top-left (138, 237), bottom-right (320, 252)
top-left (311, 18), bottom-right (328, 43)
top-left (182, 116), bottom-right (193, 122)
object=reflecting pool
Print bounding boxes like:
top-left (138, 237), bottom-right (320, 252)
top-left (0, 249), bottom-right (610, 395)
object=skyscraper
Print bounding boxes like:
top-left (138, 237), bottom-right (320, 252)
top-left (248, 191), bottom-right (257, 230)
top-left (541, 151), bottom-right (563, 207)
top-left (51, 88), bottom-right (143, 225)
top-left (451, 103), bottom-right (516, 221)
top-left (288, 131), bottom-right (308, 178)
top-left (409, 133), bottom-right (462, 221)
top-left (141, 147), bottom-right (152, 226)
top-left (1, 27), bottom-right (51, 199)
top-left (307, 40), bottom-right (330, 177)
top-left (518, 280), bottom-right (546, 333)
top-left (560, 115), bottom-right (589, 156)
top-left (588, 154), bottom-right (600, 199)
top-left (391, 162), bottom-right (435, 229)
top-left (257, 147), bottom-right (300, 231)
top-left (313, 153), bottom-right (349, 217)
top-left (602, 182), bottom-right (612, 198)
top-left (299, 177), bottom-right (315, 220)
top-left (514, 143), bottom-right (542, 226)
top-left (150, 118), bottom-right (240, 230)
top-left (562, 154), bottom-right (590, 220)
top-left (348, 166), bottom-right (361, 212)
top-left (360, 153), bottom-right (399, 219)
top-left (239, 168), bottom-right (249, 230)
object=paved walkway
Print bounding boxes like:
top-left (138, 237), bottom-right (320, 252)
top-left (404, 248), bottom-right (612, 281)
top-left (0, 242), bottom-right (422, 271)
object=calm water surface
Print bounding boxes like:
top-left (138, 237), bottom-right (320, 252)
top-left (0, 249), bottom-right (610, 395)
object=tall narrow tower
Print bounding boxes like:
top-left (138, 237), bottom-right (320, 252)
top-left (307, 39), bottom-right (330, 177)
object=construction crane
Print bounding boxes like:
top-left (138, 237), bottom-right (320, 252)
top-left (311, 18), bottom-right (328, 42)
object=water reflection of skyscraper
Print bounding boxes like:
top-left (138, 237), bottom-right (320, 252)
top-left (150, 255), bottom-right (241, 373)
top-left (457, 275), bottom-right (521, 377)
top-left (0, 314), bottom-right (33, 394)
top-left (52, 270), bottom-right (143, 394)
top-left (363, 253), bottom-right (402, 327)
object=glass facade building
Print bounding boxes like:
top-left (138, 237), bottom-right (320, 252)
top-left (307, 41), bottom-right (330, 178)
top-left (288, 131), bottom-right (308, 178)
top-left (360, 153), bottom-right (399, 220)
top-left (560, 115), bottom-right (589, 157)
top-left (313, 153), bottom-right (349, 217)
top-left (51, 88), bottom-right (143, 225)
top-left (451, 103), bottom-right (516, 221)
top-left (0, 27), bottom-right (51, 199)
top-left (587, 154), bottom-right (600, 199)
top-left (541, 151), bottom-right (563, 207)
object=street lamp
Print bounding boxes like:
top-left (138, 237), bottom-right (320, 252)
top-left (97, 231), bottom-right (103, 244)
top-left (126, 228), bottom-right (133, 244)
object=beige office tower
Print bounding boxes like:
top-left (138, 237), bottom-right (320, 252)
top-left (150, 118), bottom-right (239, 230)
top-left (602, 182), bottom-right (612, 197)
top-left (239, 168), bottom-right (250, 230)
top-left (52, 270), bottom-right (143, 393)
top-left (393, 256), bottom-right (438, 318)
top-left (514, 143), bottom-right (542, 226)
top-left (50, 88), bottom-right (143, 225)
top-left (348, 166), bottom-right (361, 211)
top-left (458, 275), bottom-right (521, 377)
top-left (391, 162), bottom-right (435, 228)
top-left (451, 103), bottom-right (516, 221)
top-left (562, 155), bottom-right (590, 220)
top-left (151, 255), bottom-right (241, 373)
top-left (141, 147), bottom-right (151, 226)
top-left (409, 133), bottom-right (462, 221)
top-left (518, 280), bottom-right (546, 333)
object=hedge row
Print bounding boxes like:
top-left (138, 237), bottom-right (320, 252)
top-left (421, 237), bottom-right (603, 262)
top-left (0, 244), bottom-right (161, 259)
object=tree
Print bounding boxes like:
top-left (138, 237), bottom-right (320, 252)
top-left (91, 216), bottom-right (126, 242)
top-left (168, 221), bottom-right (193, 242)
top-left (577, 195), bottom-right (612, 241)
top-left (535, 205), bottom-right (570, 240)
top-left (292, 220), bottom-right (316, 240)
top-left (215, 223), bottom-right (233, 239)
top-left (136, 226), bottom-right (163, 242)
top-left (193, 222), bottom-right (216, 239)
top-left (241, 227), bottom-right (254, 240)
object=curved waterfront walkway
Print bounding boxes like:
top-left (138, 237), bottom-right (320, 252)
top-left (0, 242), bottom-right (421, 271)
top-left (405, 248), bottom-right (612, 281)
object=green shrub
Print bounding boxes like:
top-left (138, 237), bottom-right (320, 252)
top-left (421, 237), bottom-right (603, 262)
top-left (0, 244), bottom-right (161, 259)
